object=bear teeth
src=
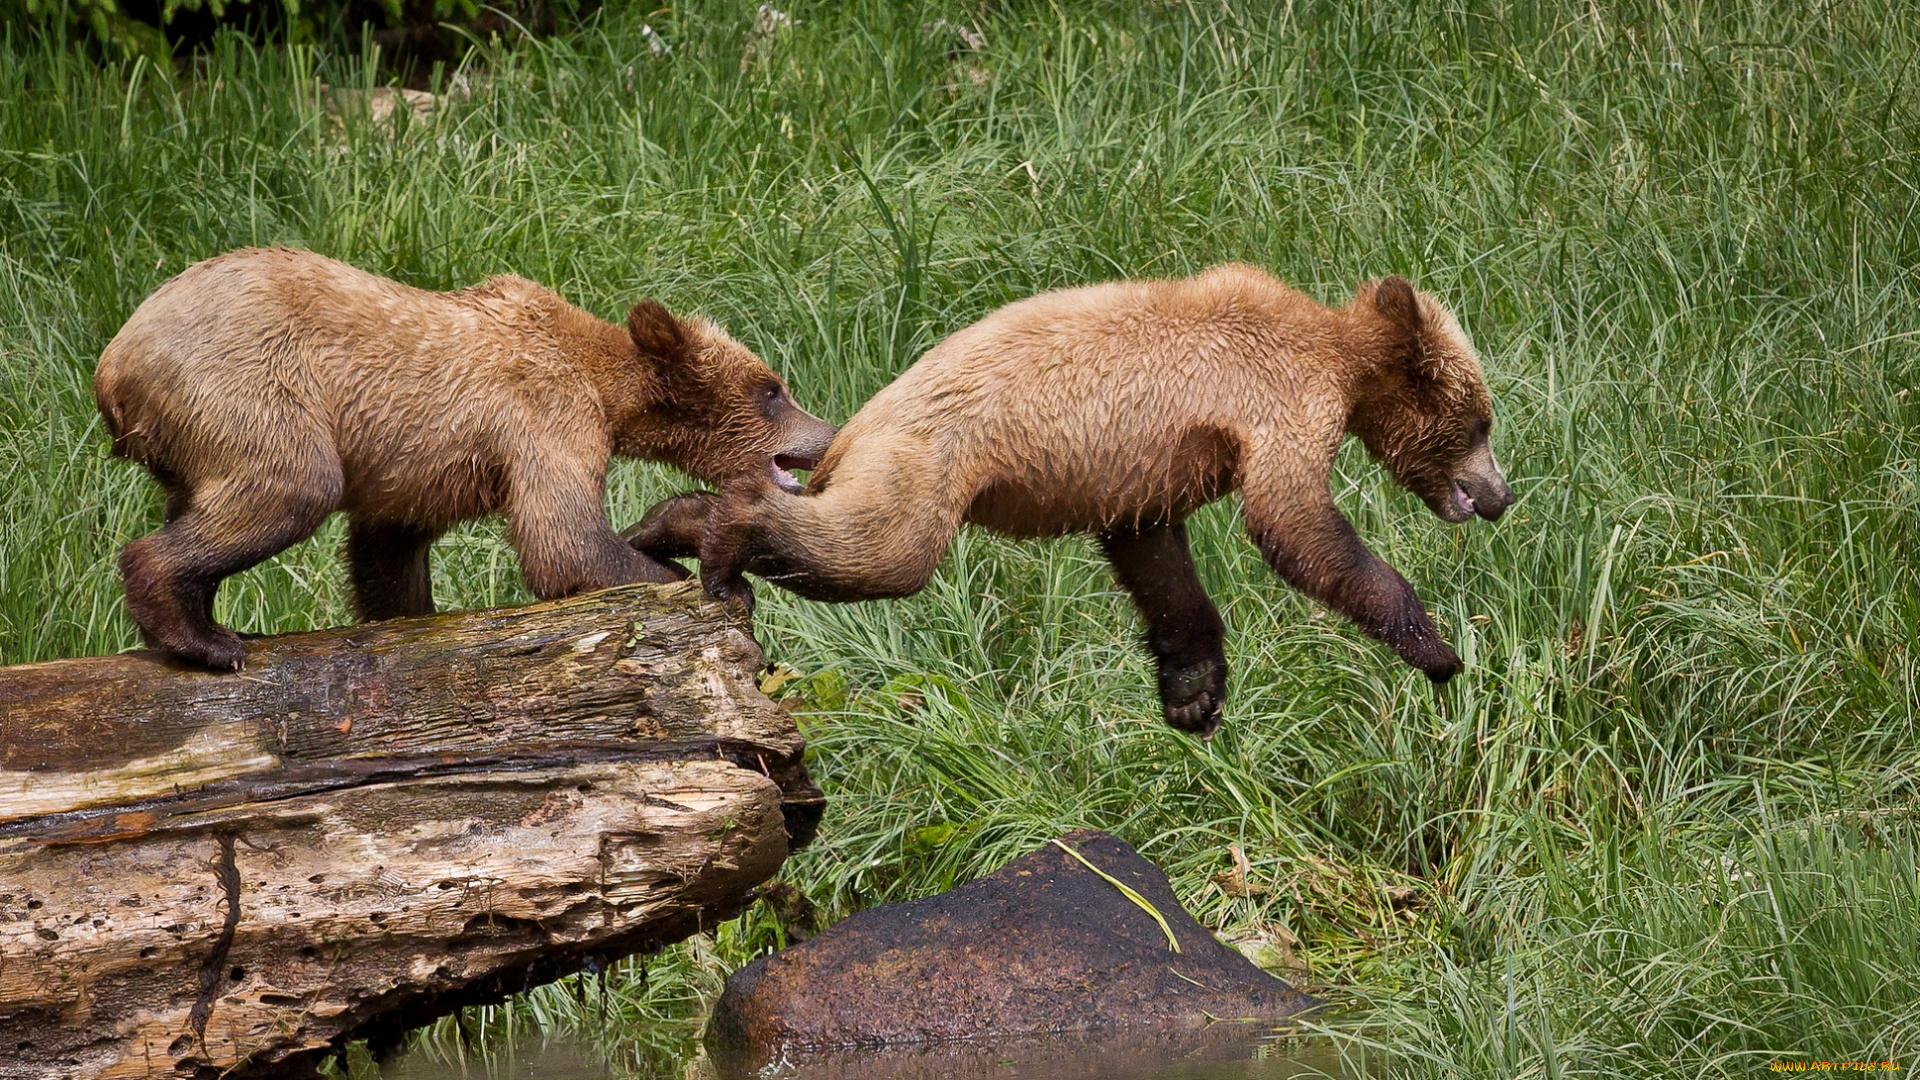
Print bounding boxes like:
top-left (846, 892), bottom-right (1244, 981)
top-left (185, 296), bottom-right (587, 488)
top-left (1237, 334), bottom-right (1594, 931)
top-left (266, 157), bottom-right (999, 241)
top-left (770, 462), bottom-right (805, 493)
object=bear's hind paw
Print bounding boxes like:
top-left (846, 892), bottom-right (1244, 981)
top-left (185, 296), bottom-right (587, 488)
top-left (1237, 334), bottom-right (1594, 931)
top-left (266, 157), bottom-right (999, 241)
top-left (158, 627), bottom-right (249, 672)
top-left (703, 573), bottom-right (756, 618)
top-left (1156, 658), bottom-right (1226, 739)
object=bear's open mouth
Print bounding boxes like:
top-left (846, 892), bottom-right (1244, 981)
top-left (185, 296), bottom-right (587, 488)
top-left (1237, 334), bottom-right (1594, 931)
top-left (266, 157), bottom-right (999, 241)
top-left (769, 454), bottom-right (818, 494)
top-left (1450, 480), bottom-right (1476, 516)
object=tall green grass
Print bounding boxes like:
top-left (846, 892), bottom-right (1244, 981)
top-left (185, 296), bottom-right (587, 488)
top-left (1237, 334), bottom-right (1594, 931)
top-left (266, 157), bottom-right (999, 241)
top-left (3, 2), bottom-right (1916, 1075)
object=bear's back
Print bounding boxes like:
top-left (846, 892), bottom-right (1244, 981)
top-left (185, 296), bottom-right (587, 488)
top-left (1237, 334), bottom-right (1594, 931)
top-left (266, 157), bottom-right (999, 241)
top-left (817, 266), bottom-right (1363, 535)
top-left (95, 249), bottom-right (613, 495)
top-left (849, 267), bottom-right (1345, 454)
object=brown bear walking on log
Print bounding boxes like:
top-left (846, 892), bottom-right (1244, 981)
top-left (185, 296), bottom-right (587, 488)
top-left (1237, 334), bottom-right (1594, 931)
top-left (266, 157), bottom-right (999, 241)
top-left (628, 265), bottom-right (1512, 736)
top-left (95, 247), bottom-right (836, 670)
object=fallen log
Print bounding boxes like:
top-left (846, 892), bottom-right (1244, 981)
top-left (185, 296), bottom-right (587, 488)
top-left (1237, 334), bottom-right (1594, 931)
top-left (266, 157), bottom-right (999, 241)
top-left (0, 582), bottom-right (821, 1080)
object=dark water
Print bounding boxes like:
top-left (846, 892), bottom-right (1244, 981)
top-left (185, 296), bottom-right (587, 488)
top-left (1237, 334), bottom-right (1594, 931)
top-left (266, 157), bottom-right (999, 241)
top-left (382, 1026), bottom-right (1372, 1080)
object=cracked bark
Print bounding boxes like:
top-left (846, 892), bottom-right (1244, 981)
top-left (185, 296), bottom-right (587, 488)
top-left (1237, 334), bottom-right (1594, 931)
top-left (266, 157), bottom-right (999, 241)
top-left (0, 582), bottom-right (818, 1079)
top-left (186, 834), bottom-right (242, 1053)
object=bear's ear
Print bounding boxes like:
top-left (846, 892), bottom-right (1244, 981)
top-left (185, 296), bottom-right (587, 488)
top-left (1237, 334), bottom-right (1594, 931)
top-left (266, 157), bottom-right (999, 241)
top-left (627, 299), bottom-right (689, 365)
top-left (1371, 276), bottom-right (1423, 334)
top-left (1370, 276), bottom-right (1439, 380)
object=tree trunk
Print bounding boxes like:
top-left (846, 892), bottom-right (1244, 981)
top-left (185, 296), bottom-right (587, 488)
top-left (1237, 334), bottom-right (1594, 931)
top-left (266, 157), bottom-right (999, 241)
top-left (0, 582), bottom-right (821, 1080)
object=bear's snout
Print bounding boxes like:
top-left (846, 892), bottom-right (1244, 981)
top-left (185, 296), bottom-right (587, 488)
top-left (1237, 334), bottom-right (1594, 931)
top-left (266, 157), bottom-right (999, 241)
top-left (1456, 474), bottom-right (1512, 521)
top-left (765, 410), bottom-right (837, 493)
top-left (1453, 474), bottom-right (1511, 522)
top-left (1447, 442), bottom-right (1511, 522)
top-left (786, 415), bottom-right (838, 458)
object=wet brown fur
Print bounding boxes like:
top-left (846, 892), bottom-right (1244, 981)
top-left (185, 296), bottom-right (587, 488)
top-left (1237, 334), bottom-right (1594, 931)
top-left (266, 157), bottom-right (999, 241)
top-left (95, 247), bottom-right (836, 669)
top-left (629, 264), bottom-right (1512, 734)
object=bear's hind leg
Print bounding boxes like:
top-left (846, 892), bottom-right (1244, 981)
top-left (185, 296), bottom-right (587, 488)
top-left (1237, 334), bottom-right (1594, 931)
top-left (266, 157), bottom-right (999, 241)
top-left (347, 519), bottom-right (440, 621)
top-left (698, 465), bottom-right (964, 613)
top-left (1099, 521), bottom-right (1229, 737)
top-left (621, 491), bottom-right (713, 565)
top-left (121, 473), bottom-right (339, 670)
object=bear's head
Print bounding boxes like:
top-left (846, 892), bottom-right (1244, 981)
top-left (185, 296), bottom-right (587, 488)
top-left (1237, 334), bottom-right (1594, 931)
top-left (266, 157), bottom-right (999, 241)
top-left (1347, 277), bottom-right (1513, 523)
top-left (622, 301), bottom-right (838, 492)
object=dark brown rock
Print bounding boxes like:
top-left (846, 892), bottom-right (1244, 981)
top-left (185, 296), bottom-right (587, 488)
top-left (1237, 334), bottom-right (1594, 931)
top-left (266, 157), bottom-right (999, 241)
top-left (710, 1025), bottom-right (1342, 1080)
top-left (709, 828), bottom-right (1314, 1064)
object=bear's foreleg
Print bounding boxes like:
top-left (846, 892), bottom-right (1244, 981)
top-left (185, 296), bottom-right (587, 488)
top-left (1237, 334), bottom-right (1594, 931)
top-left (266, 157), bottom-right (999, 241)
top-left (1241, 459), bottom-right (1461, 683)
top-left (347, 520), bottom-right (441, 621)
top-left (506, 456), bottom-right (689, 599)
top-left (1100, 521), bottom-right (1229, 737)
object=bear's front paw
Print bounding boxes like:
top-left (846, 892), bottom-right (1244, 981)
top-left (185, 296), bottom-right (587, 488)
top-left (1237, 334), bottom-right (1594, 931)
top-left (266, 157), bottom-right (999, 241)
top-left (1389, 617), bottom-right (1461, 685)
top-left (633, 552), bottom-right (691, 584)
top-left (1416, 644), bottom-right (1463, 684)
top-left (1157, 657), bottom-right (1226, 738)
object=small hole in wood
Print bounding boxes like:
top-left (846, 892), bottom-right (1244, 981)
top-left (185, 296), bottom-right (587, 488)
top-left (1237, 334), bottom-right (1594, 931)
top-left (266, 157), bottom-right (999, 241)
top-left (308, 874), bottom-right (326, 884)
top-left (139, 946), bottom-right (159, 958)
top-left (230, 966), bottom-right (247, 982)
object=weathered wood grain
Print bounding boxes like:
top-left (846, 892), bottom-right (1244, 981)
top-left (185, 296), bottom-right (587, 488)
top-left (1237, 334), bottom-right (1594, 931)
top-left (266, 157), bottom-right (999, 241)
top-left (0, 582), bottom-right (819, 1079)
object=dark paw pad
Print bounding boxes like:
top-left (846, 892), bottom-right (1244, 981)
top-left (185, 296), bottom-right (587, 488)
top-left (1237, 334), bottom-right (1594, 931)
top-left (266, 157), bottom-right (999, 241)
top-left (1157, 657), bottom-right (1226, 738)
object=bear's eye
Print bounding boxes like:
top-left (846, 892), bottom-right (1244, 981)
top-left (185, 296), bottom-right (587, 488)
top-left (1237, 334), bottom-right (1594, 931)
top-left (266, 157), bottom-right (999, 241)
top-left (759, 382), bottom-right (783, 404)
top-left (1469, 419), bottom-right (1491, 445)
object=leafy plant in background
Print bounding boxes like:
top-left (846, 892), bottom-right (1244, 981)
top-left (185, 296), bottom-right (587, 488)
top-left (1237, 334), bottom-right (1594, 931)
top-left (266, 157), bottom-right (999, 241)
top-left (1, 0), bottom-right (564, 61)
top-left (4, 0), bottom-right (171, 58)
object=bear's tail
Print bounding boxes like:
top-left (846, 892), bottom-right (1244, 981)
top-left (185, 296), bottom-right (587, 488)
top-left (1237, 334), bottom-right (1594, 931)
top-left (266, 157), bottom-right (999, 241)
top-left (91, 361), bottom-right (143, 462)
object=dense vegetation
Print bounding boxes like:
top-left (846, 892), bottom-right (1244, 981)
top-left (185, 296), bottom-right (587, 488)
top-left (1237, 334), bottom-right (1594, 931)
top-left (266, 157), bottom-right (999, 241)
top-left (1, 0), bottom-right (567, 65)
top-left (2, 1), bottom-right (1915, 1075)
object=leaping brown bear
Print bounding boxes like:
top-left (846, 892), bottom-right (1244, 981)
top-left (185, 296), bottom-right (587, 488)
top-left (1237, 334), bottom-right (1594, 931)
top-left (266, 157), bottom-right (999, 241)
top-left (95, 247), bottom-right (836, 670)
top-left (628, 264), bottom-right (1512, 736)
